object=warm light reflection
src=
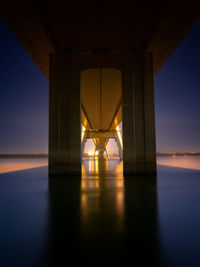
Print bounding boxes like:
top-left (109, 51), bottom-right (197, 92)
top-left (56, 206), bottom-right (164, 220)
top-left (88, 159), bottom-right (94, 172)
top-left (88, 158), bottom-right (99, 172)
top-left (157, 156), bottom-right (200, 170)
top-left (105, 147), bottom-right (109, 158)
top-left (95, 158), bottom-right (99, 173)
top-left (88, 151), bottom-right (94, 156)
top-left (116, 125), bottom-right (123, 149)
top-left (81, 179), bottom-right (100, 190)
top-left (81, 158), bottom-right (124, 230)
top-left (115, 161), bottom-right (123, 176)
top-left (116, 190), bottom-right (124, 220)
top-left (81, 126), bottom-right (86, 142)
top-left (0, 158), bottom-right (48, 174)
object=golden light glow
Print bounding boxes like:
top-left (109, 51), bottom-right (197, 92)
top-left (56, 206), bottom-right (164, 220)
top-left (81, 126), bottom-right (86, 142)
top-left (0, 159), bottom-right (48, 174)
top-left (81, 158), bottom-right (124, 228)
top-left (81, 179), bottom-right (100, 190)
top-left (157, 156), bottom-right (200, 170)
top-left (116, 125), bottom-right (123, 149)
top-left (116, 190), bottom-right (124, 220)
top-left (88, 158), bottom-right (99, 173)
top-left (95, 158), bottom-right (99, 173)
top-left (88, 151), bottom-right (94, 156)
top-left (95, 151), bottom-right (99, 156)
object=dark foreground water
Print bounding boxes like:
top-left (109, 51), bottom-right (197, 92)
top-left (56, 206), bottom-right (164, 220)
top-left (0, 159), bottom-right (200, 266)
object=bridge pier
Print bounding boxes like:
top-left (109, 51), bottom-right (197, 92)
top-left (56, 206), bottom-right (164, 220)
top-left (115, 133), bottom-right (123, 160)
top-left (48, 50), bottom-right (156, 176)
top-left (49, 53), bottom-right (81, 176)
top-left (122, 51), bottom-right (156, 175)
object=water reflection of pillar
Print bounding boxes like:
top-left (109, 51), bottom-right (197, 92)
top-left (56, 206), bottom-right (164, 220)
top-left (123, 176), bottom-right (161, 266)
top-left (115, 160), bottom-right (123, 177)
top-left (80, 173), bottom-right (124, 234)
top-left (95, 158), bottom-right (99, 173)
top-left (115, 179), bottom-right (124, 223)
top-left (48, 177), bottom-right (81, 266)
top-left (107, 178), bottom-right (125, 231)
top-left (81, 179), bottom-right (100, 222)
top-left (87, 158), bottom-right (99, 173)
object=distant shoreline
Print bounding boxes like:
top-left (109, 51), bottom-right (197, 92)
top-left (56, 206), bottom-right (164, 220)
top-left (0, 154), bottom-right (48, 158)
top-left (157, 152), bottom-right (200, 156)
top-left (0, 153), bottom-right (200, 158)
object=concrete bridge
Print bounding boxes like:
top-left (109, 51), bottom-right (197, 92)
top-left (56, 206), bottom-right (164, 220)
top-left (1, 1), bottom-right (199, 176)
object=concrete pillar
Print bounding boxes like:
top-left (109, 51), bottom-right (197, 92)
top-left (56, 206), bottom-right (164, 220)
top-left (122, 51), bottom-right (156, 175)
top-left (115, 133), bottom-right (123, 160)
top-left (81, 134), bottom-right (86, 158)
top-left (98, 148), bottom-right (105, 158)
top-left (49, 53), bottom-right (81, 176)
top-left (94, 137), bottom-right (107, 158)
top-left (81, 139), bottom-right (86, 158)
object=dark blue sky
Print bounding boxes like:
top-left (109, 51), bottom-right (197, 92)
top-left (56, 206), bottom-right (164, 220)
top-left (0, 18), bottom-right (199, 153)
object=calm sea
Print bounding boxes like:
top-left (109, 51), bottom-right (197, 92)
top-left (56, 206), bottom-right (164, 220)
top-left (0, 156), bottom-right (200, 174)
top-left (157, 155), bottom-right (200, 170)
top-left (0, 158), bottom-right (48, 173)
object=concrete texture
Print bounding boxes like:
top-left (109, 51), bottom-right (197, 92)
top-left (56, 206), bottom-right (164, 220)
top-left (122, 51), bottom-right (156, 174)
top-left (49, 53), bottom-right (81, 176)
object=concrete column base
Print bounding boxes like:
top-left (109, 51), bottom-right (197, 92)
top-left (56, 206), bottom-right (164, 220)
top-left (49, 164), bottom-right (81, 176)
top-left (123, 163), bottom-right (157, 176)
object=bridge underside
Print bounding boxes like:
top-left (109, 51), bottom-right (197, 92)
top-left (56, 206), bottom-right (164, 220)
top-left (49, 51), bottom-right (156, 175)
top-left (1, 1), bottom-right (199, 176)
top-left (81, 68), bottom-right (122, 160)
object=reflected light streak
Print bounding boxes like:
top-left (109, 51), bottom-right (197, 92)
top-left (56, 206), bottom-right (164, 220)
top-left (157, 156), bottom-right (200, 170)
top-left (88, 158), bottom-right (99, 173)
top-left (81, 179), bottom-right (100, 190)
top-left (95, 158), bottom-right (99, 173)
top-left (0, 158), bottom-right (48, 174)
top-left (88, 159), bottom-right (94, 172)
top-left (116, 190), bottom-right (124, 220)
top-left (88, 151), bottom-right (94, 156)
top-left (81, 126), bottom-right (86, 142)
top-left (115, 160), bottom-right (123, 176)
top-left (81, 159), bottom-right (125, 229)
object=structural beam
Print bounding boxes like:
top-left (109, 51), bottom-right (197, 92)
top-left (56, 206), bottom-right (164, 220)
top-left (86, 131), bottom-right (116, 139)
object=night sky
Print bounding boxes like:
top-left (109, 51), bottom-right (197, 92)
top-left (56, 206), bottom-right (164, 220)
top-left (0, 18), bottom-right (199, 154)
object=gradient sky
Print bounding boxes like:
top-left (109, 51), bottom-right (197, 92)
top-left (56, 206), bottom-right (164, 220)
top-left (0, 18), bottom-right (199, 153)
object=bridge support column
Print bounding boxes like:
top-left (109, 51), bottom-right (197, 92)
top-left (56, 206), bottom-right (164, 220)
top-left (81, 139), bottom-right (86, 158)
top-left (115, 134), bottom-right (123, 160)
top-left (122, 51), bottom-right (156, 175)
top-left (49, 53), bottom-right (81, 176)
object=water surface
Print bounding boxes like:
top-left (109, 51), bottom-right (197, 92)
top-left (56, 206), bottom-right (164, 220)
top-left (157, 155), bottom-right (200, 170)
top-left (0, 155), bottom-right (200, 174)
top-left (0, 158), bottom-right (48, 173)
top-left (0, 159), bottom-right (200, 266)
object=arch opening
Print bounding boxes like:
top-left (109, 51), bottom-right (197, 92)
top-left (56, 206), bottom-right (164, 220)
top-left (80, 68), bottom-right (123, 169)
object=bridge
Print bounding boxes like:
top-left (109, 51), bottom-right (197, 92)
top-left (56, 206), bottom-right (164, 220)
top-left (1, 1), bottom-right (199, 176)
